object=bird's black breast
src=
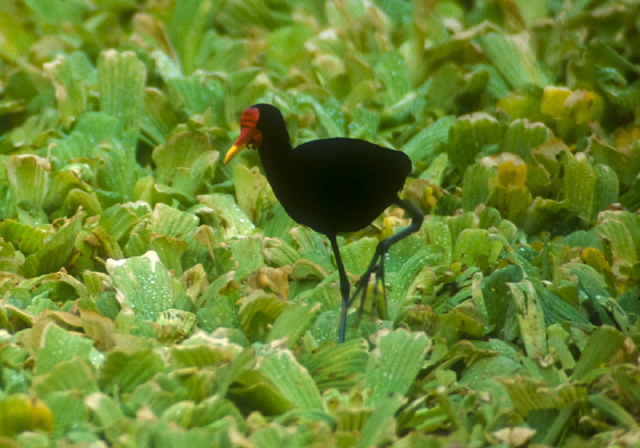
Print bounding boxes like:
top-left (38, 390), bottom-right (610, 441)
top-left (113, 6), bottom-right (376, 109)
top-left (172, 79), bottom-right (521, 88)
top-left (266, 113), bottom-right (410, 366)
top-left (268, 138), bottom-right (412, 235)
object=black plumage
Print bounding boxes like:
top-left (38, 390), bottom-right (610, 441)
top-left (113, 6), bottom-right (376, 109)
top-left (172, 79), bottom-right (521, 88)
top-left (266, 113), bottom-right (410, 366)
top-left (225, 104), bottom-right (423, 342)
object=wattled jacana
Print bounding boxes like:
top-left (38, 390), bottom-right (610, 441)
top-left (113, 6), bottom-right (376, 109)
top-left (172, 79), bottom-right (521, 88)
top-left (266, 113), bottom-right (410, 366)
top-left (224, 104), bottom-right (423, 342)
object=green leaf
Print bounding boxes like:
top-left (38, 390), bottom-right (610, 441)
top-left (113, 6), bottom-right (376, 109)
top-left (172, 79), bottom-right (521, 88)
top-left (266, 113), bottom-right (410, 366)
top-left (447, 113), bottom-right (502, 174)
top-left (347, 107), bottom-right (380, 141)
top-left (0, 12), bottom-right (36, 62)
top-left (501, 376), bottom-right (587, 415)
top-left (547, 324), bottom-right (576, 370)
top-left (453, 228), bottom-right (503, 267)
top-left (341, 237), bottom-right (378, 278)
top-left (533, 279), bottom-right (592, 329)
top-left (620, 176), bottom-right (640, 211)
top-left (588, 394), bottom-right (640, 430)
top-left (364, 329), bottom-right (431, 406)
top-left (24, 209), bottom-right (83, 276)
top-left (500, 119), bottom-right (551, 162)
top-left (85, 392), bottom-right (125, 429)
top-left (152, 131), bottom-right (218, 197)
top-left (266, 24), bottom-right (315, 70)
top-left (461, 163), bottom-right (496, 212)
top-left (39, 391), bottom-right (87, 437)
top-left (596, 67), bottom-right (640, 113)
top-left (563, 151), bottom-right (596, 221)
top-left (262, 237), bottom-right (299, 267)
top-left (232, 163), bottom-right (272, 224)
top-left (477, 32), bottom-right (548, 89)
top-left (167, 0), bottom-right (220, 74)
top-left (23, 0), bottom-right (87, 24)
top-left (166, 74), bottom-right (225, 122)
top-left (404, 115), bottom-right (456, 165)
top-left (0, 238), bottom-right (25, 274)
top-left (592, 164), bottom-right (619, 220)
top-left (160, 395), bottom-right (244, 430)
top-left (261, 201), bottom-right (296, 240)
top-left (150, 203), bottom-right (199, 239)
top-left (99, 348), bottom-right (166, 394)
top-left (295, 95), bottom-right (345, 138)
top-left (509, 280), bottom-right (548, 358)
top-left (155, 309), bottom-right (197, 342)
top-left (106, 250), bottom-right (178, 321)
top-left (98, 50), bottom-right (146, 130)
top-left (96, 140), bottom-right (140, 202)
top-left (238, 292), bottom-right (288, 342)
top-left (460, 344), bottom-right (523, 385)
top-left (44, 52), bottom-right (96, 127)
top-left (521, 196), bottom-right (570, 235)
top-left (10, 111), bottom-right (60, 155)
top-left (423, 63), bottom-right (464, 113)
top-left (482, 265), bottom-right (523, 335)
top-left (98, 204), bottom-right (140, 242)
top-left (588, 136), bottom-right (640, 189)
top-left (142, 88), bottom-right (180, 145)
top-left (290, 226), bottom-right (333, 272)
top-left (171, 334), bottom-right (241, 368)
top-left (356, 396), bottom-right (404, 448)
top-left (388, 245), bottom-right (445, 308)
top-left (197, 194), bottom-right (256, 239)
top-left (33, 357), bottom-right (98, 396)
top-left (228, 236), bottom-right (264, 281)
top-left (302, 338), bottom-right (369, 391)
top-left (257, 343), bottom-right (325, 411)
top-left (571, 326), bottom-right (626, 382)
top-left (267, 302), bottom-right (321, 347)
top-left (0, 220), bottom-right (47, 257)
top-left (596, 212), bottom-right (640, 267)
top-left (74, 111), bottom-right (123, 144)
top-left (424, 218), bottom-right (452, 266)
top-left (374, 52), bottom-right (411, 105)
top-left (6, 154), bottom-right (50, 224)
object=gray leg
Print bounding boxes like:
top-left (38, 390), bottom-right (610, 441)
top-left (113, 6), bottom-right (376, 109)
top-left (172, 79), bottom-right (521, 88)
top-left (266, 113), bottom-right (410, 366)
top-left (329, 234), bottom-right (351, 343)
top-left (349, 199), bottom-right (424, 328)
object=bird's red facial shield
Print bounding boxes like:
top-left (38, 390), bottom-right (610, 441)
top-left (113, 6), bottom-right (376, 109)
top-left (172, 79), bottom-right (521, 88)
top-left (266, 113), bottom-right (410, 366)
top-left (224, 107), bottom-right (262, 163)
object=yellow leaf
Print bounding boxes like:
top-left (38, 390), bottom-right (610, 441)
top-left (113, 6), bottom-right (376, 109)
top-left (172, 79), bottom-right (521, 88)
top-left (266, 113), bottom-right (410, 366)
top-left (497, 160), bottom-right (528, 187)
top-left (540, 86), bottom-right (571, 117)
top-left (581, 247), bottom-right (611, 275)
top-left (0, 394), bottom-right (53, 436)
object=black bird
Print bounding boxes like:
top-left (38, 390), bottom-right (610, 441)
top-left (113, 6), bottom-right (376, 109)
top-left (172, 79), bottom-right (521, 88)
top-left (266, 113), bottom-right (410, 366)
top-left (224, 104), bottom-right (423, 342)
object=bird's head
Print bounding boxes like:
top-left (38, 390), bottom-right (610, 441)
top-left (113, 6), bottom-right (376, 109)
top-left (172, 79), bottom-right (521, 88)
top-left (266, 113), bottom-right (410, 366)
top-left (224, 106), bottom-right (263, 163)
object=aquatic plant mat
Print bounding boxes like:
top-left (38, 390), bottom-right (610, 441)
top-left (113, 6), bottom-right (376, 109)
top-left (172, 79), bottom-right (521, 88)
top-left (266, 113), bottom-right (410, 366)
top-left (1, 1), bottom-right (639, 446)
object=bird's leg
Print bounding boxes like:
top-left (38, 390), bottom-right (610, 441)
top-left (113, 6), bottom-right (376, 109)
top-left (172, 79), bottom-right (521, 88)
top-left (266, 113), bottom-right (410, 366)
top-left (355, 264), bottom-right (379, 323)
top-left (350, 244), bottom-right (383, 312)
top-left (352, 241), bottom-right (386, 324)
top-left (329, 234), bottom-right (351, 343)
top-left (349, 198), bottom-right (424, 322)
top-left (373, 250), bottom-right (388, 319)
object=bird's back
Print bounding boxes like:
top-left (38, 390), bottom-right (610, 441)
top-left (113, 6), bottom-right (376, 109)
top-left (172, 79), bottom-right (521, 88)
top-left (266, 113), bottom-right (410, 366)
top-left (270, 138), bottom-right (412, 235)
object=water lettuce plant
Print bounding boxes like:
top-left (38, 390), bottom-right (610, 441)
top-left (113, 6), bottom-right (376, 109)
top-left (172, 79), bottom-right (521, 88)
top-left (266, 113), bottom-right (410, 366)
top-left (1, 0), bottom-right (639, 446)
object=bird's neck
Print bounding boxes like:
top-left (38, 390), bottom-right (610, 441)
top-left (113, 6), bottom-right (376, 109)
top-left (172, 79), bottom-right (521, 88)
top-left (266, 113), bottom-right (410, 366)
top-left (258, 127), bottom-right (293, 180)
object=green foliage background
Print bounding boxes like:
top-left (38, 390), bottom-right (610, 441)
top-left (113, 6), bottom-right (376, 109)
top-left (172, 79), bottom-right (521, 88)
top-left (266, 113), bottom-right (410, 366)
top-left (1, 0), bottom-right (640, 446)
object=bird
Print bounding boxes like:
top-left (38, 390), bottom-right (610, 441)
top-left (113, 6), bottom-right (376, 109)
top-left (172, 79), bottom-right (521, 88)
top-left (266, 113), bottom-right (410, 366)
top-left (224, 103), bottom-right (423, 342)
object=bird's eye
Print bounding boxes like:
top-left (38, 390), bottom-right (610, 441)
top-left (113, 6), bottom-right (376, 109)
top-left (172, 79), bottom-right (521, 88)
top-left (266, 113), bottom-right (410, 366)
top-left (249, 131), bottom-right (262, 149)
